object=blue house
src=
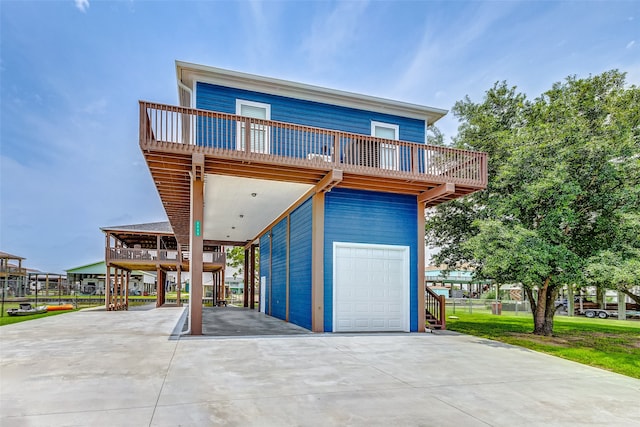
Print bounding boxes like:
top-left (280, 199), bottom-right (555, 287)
top-left (139, 61), bottom-right (487, 334)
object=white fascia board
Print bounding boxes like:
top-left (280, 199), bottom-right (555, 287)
top-left (175, 60), bottom-right (448, 124)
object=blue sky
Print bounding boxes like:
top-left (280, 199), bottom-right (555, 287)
top-left (1, 0), bottom-right (638, 273)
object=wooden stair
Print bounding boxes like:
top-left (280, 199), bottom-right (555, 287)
top-left (425, 287), bottom-right (446, 330)
top-left (425, 310), bottom-right (444, 330)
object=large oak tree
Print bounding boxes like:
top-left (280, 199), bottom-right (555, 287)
top-left (426, 71), bottom-right (639, 335)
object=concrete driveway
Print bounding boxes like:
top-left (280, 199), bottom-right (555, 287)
top-left (1, 306), bottom-right (639, 426)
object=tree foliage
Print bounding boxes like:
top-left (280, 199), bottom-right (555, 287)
top-left (226, 246), bottom-right (260, 280)
top-left (426, 70), bottom-right (640, 335)
top-left (584, 214), bottom-right (640, 305)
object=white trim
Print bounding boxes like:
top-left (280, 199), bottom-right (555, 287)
top-left (176, 61), bottom-right (447, 124)
top-left (371, 121), bottom-right (399, 140)
top-left (371, 121), bottom-right (400, 170)
top-left (235, 99), bottom-right (271, 118)
top-left (332, 242), bottom-right (410, 332)
top-left (235, 99), bottom-right (271, 153)
top-left (192, 81), bottom-right (198, 109)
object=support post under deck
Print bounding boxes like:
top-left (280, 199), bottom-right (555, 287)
top-left (189, 153), bottom-right (205, 335)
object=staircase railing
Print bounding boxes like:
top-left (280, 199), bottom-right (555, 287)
top-left (425, 286), bottom-right (446, 329)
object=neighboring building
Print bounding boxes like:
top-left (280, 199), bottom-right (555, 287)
top-left (1, 251), bottom-right (67, 297)
top-left (66, 261), bottom-right (156, 295)
top-left (139, 61), bottom-right (487, 334)
top-left (28, 272), bottom-right (68, 295)
top-left (225, 276), bottom-right (244, 295)
top-left (425, 266), bottom-right (492, 298)
top-left (0, 251), bottom-right (28, 297)
top-left (101, 222), bottom-right (225, 309)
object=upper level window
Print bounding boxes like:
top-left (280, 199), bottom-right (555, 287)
top-left (236, 100), bottom-right (271, 154)
top-left (372, 121), bottom-right (399, 170)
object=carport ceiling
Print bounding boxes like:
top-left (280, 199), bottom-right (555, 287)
top-left (203, 175), bottom-right (313, 244)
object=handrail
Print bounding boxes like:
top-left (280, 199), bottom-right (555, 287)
top-left (107, 248), bottom-right (225, 264)
top-left (425, 286), bottom-right (446, 329)
top-left (0, 266), bottom-right (28, 275)
top-left (139, 101), bottom-right (488, 188)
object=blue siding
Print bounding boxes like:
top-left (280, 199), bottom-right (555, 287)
top-left (195, 82), bottom-right (425, 143)
top-left (270, 219), bottom-right (288, 321)
top-left (259, 233), bottom-right (271, 314)
top-left (324, 188), bottom-right (418, 332)
top-left (288, 198), bottom-right (313, 330)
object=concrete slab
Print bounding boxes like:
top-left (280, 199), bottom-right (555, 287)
top-left (200, 306), bottom-right (312, 336)
top-left (1, 307), bottom-right (639, 426)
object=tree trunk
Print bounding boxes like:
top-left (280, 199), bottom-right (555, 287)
top-left (528, 277), bottom-right (558, 336)
top-left (621, 289), bottom-right (640, 306)
top-left (597, 287), bottom-right (605, 309)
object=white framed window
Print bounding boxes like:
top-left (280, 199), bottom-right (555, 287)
top-left (371, 121), bottom-right (399, 170)
top-left (236, 99), bottom-right (271, 154)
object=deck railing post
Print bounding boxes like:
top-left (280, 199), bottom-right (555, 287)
top-left (440, 295), bottom-right (446, 329)
top-left (139, 102), bottom-right (145, 143)
top-left (244, 118), bottom-right (252, 154)
top-left (333, 132), bottom-right (340, 165)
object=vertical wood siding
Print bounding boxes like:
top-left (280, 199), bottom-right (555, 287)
top-left (323, 188), bottom-right (418, 332)
top-left (259, 232), bottom-right (271, 314)
top-left (270, 219), bottom-right (288, 320)
top-left (288, 198), bottom-right (313, 330)
top-left (196, 82), bottom-right (425, 143)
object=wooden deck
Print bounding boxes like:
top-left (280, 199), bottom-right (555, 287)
top-left (106, 248), bottom-right (225, 272)
top-left (140, 101), bottom-right (488, 245)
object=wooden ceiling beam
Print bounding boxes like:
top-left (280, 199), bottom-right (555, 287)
top-left (418, 183), bottom-right (456, 204)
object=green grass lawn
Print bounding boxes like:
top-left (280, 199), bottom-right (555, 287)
top-left (0, 299), bottom-right (146, 326)
top-left (445, 311), bottom-right (640, 379)
top-left (0, 302), bottom-right (86, 327)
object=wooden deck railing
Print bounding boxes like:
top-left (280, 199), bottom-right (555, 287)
top-left (0, 266), bottom-right (28, 275)
top-left (425, 286), bottom-right (446, 329)
top-left (108, 248), bottom-right (225, 264)
top-left (140, 101), bottom-right (488, 188)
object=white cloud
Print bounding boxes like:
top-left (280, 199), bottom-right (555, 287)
top-left (626, 40), bottom-right (636, 49)
top-left (300, 1), bottom-right (370, 73)
top-left (75, 0), bottom-right (89, 13)
top-left (392, 4), bottom-right (517, 102)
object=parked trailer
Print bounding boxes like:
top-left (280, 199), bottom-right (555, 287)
top-left (583, 308), bottom-right (613, 319)
top-left (582, 308), bottom-right (640, 319)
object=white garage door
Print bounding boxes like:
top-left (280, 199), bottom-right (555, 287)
top-left (333, 242), bottom-right (409, 332)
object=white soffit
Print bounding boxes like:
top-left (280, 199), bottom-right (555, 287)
top-left (203, 175), bottom-right (313, 243)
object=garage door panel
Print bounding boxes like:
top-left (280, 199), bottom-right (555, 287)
top-left (388, 319), bottom-right (402, 328)
top-left (371, 288), bottom-right (385, 298)
top-left (334, 242), bottom-right (409, 332)
top-left (371, 302), bottom-right (386, 313)
top-left (388, 303), bottom-right (402, 313)
top-left (371, 319), bottom-right (385, 328)
top-left (355, 303), bottom-right (368, 312)
top-left (387, 250), bottom-right (404, 260)
top-left (337, 320), bottom-right (352, 329)
top-left (388, 288), bottom-right (402, 299)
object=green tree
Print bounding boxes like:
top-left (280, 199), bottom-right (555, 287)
top-left (584, 214), bottom-right (640, 305)
top-left (226, 246), bottom-right (245, 278)
top-left (426, 71), bottom-right (640, 335)
top-left (226, 246), bottom-right (260, 280)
